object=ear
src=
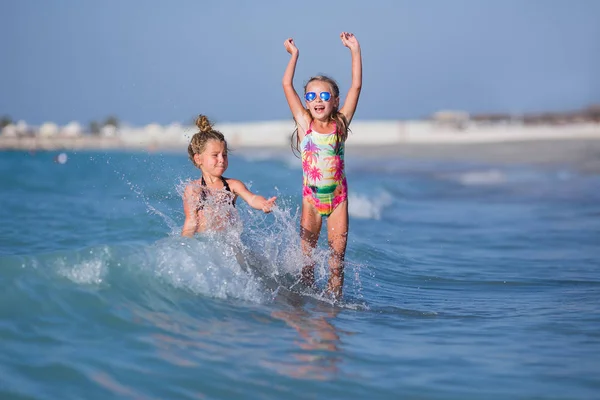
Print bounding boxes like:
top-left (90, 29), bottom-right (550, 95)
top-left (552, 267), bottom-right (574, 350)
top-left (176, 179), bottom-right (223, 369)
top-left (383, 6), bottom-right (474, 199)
top-left (193, 153), bottom-right (202, 166)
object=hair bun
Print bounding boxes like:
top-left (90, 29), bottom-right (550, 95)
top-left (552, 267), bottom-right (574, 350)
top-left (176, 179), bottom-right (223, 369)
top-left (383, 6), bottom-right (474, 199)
top-left (195, 115), bottom-right (213, 132)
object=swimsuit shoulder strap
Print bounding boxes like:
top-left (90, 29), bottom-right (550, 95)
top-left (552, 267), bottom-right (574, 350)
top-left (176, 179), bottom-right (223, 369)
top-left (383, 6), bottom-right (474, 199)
top-left (200, 176), bottom-right (207, 202)
top-left (306, 121), bottom-right (313, 135)
top-left (222, 177), bottom-right (236, 207)
top-left (221, 176), bottom-right (231, 192)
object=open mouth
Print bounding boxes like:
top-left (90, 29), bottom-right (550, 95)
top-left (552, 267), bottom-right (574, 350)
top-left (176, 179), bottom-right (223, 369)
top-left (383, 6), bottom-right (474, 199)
top-left (314, 105), bottom-right (325, 113)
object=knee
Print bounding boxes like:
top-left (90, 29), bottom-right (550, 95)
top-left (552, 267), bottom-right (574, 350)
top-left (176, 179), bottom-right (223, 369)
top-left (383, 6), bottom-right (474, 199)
top-left (300, 226), bottom-right (320, 246)
top-left (328, 247), bottom-right (346, 264)
top-left (329, 264), bottom-right (344, 280)
top-left (328, 236), bottom-right (347, 256)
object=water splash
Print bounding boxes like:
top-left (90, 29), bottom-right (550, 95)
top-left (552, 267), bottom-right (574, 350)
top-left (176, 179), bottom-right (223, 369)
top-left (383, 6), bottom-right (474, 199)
top-left (56, 246), bottom-right (110, 285)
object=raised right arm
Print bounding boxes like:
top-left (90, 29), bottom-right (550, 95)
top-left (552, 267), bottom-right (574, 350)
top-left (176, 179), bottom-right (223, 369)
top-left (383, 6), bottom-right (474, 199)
top-left (282, 38), bottom-right (310, 138)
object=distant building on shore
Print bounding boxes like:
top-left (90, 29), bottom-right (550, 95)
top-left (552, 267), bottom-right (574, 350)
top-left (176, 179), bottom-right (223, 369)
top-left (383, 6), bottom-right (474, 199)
top-left (431, 104), bottom-right (600, 128)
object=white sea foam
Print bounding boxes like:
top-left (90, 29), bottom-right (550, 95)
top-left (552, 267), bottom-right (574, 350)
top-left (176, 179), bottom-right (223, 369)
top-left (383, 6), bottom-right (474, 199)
top-left (348, 191), bottom-right (393, 220)
top-left (451, 168), bottom-right (559, 186)
top-left (57, 246), bottom-right (110, 285)
top-left (457, 169), bottom-right (507, 186)
top-left (152, 235), bottom-right (269, 302)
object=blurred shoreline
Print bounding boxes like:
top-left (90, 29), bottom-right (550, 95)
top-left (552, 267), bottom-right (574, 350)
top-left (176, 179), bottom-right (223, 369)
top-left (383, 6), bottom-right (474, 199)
top-left (2, 122), bottom-right (600, 172)
top-left (345, 139), bottom-right (600, 173)
top-left (1, 121), bottom-right (599, 149)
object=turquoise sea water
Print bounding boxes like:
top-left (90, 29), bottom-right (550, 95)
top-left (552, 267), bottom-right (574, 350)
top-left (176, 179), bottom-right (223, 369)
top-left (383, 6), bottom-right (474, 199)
top-left (0, 147), bottom-right (599, 399)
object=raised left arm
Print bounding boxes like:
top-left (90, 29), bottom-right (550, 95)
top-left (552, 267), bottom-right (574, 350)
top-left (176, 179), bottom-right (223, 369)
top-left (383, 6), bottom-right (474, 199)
top-left (339, 32), bottom-right (362, 125)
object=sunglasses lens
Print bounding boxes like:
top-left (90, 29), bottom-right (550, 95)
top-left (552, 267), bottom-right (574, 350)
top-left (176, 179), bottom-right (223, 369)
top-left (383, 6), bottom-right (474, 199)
top-left (305, 92), bottom-right (317, 102)
top-left (320, 92), bottom-right (331, 101)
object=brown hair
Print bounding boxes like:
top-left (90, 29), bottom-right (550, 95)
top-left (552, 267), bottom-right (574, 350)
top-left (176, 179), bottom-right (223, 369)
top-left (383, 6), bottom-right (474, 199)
top-left (187, 115), bottom-right (227, 167)
top-left (290, 75), bottom-right (350, 157)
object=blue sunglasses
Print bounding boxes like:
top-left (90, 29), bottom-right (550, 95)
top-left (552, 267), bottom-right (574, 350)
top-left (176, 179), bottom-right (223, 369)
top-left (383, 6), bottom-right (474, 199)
top-left (305, 91), bottom-right (331, 102)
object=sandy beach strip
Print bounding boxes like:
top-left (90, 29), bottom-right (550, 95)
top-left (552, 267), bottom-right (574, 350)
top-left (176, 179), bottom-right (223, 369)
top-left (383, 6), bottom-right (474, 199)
top-left (2, 134), bottom-right (600, 173)
top-left (345, 139), bottom-right (600, 173)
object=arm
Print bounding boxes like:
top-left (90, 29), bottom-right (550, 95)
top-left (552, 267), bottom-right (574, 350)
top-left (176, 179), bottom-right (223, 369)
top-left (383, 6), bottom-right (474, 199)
top-left (339, 32), bottom-right (362, 124)
top-left (282, 38), bottom-right (311, 137)
top-left (181, 184), bottom-right (198, 237)
top-left (229, 179), bottom-right (277, 213)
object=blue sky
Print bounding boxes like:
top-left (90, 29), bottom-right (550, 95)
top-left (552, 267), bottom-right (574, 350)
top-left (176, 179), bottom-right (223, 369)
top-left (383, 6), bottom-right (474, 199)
top-left (2, 0), bottom-right (599, 126)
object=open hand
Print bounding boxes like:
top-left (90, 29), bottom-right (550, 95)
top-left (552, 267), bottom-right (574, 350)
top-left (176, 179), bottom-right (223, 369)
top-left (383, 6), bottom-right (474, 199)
top-left (284, 38), bottom-right (299, 55)
top-left (262, 196), bottom-right (277, 213)
top-left (340, 32), bottom-right (360, 51)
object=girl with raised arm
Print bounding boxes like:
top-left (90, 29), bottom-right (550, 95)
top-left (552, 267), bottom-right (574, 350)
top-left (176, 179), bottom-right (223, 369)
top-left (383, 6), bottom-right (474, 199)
top-left (282, 32), bottom-right (362, 299)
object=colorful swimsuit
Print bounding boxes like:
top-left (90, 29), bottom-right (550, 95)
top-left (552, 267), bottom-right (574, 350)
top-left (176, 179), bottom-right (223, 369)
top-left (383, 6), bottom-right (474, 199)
top-left (300, 122), bottom-right (348, 216)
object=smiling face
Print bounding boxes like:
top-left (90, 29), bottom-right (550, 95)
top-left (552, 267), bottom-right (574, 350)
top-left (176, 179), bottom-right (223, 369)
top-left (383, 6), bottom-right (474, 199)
top-left (193, 139), bottom-right (228, 177)
top-left (305, 80), bottom-right (339, 121)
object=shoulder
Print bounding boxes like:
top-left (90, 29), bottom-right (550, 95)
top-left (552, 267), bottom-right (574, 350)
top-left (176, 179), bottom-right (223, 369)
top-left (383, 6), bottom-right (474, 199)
top-left (224, 178), bottom-right (250, 195)
top-left (183, 180), bottom-right (201, 197)
top-left (295, 111), bottom-right (312, 138)
top-left (295, 109), bottom-right (311, 126)
top-left (224, 177), bottom-right (245, 189)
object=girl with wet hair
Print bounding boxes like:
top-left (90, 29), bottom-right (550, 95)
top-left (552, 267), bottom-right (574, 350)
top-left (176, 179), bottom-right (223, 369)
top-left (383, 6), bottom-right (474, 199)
top-left (181, 115), bottom-right (277, 236)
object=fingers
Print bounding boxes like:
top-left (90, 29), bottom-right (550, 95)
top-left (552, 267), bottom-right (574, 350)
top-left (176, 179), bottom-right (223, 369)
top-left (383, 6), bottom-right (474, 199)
top-left (284, 38), bottom-right (298, 55)
top-left (340, 32), bottom-right (356, 42)
top-left (262, 197), bottom-right (277, 213)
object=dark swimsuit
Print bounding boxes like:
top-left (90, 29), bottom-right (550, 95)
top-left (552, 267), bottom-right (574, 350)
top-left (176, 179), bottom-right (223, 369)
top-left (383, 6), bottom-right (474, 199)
top-left (197, 176), bottom-right (236, 211)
